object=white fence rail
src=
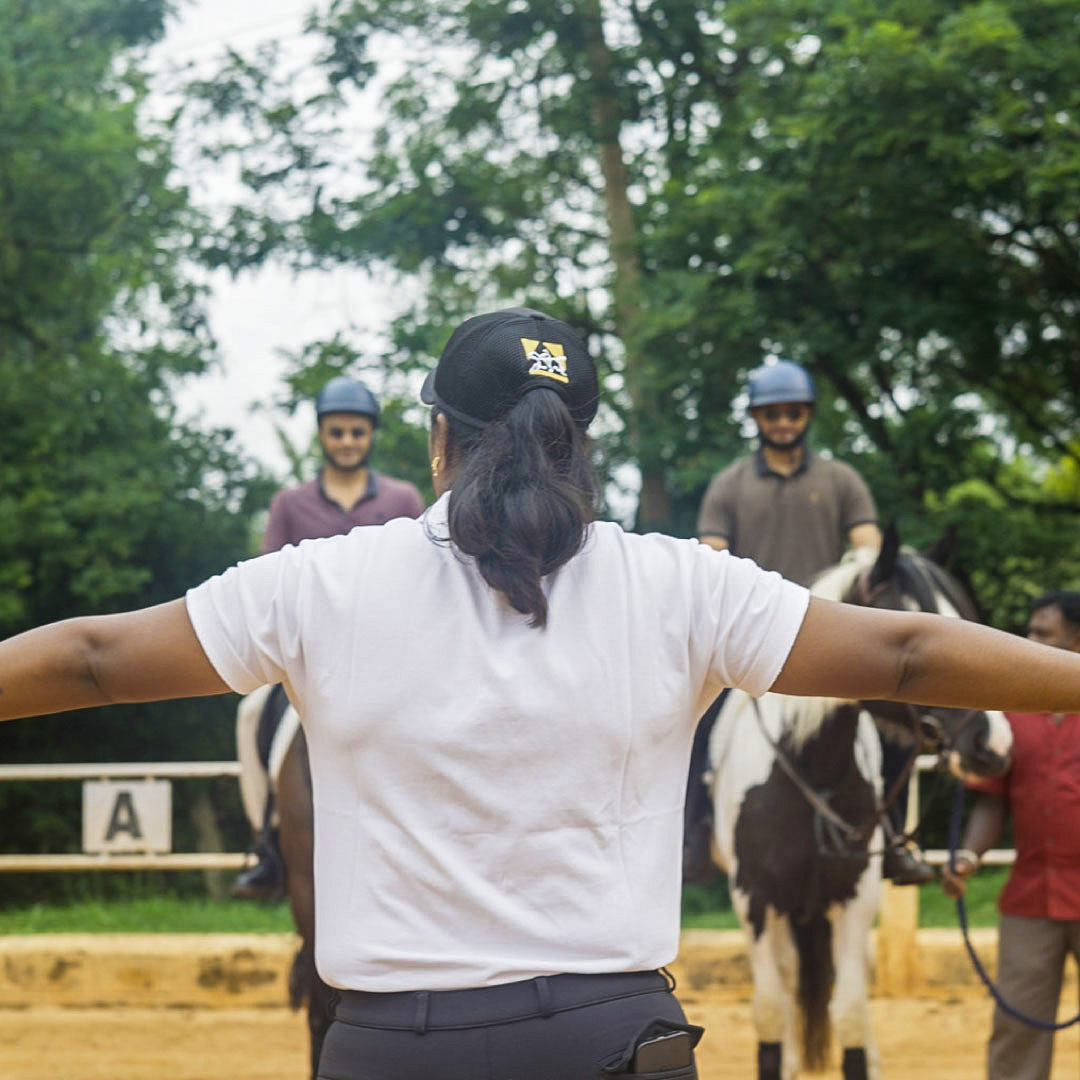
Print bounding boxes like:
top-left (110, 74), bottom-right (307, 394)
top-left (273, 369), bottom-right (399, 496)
top-left (0, 755), bottom-right (1013, 872)
top-left (0, 761), bottom-right (246, 872)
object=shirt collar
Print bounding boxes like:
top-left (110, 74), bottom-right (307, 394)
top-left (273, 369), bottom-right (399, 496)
top-left (754, 446), bottom-right (813, 478)
top-left (420, 490), bottom-right (452, 541)
top-left (317, 468), bottom-right (378, 508)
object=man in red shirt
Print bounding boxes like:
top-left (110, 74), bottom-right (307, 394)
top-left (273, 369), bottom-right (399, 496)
top-left (231, 377), bottom-right (425, 898)
top-left (943, 590), bottom-right (1080, 1080)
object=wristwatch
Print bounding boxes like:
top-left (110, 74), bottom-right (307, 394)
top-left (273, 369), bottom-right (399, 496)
top-left (953, 849), bottom-right (981, 870)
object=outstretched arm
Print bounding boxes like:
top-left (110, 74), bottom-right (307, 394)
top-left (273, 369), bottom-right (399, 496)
top-left (0, 598), bottom-right (230, 722)
top-left (771, 595), bottom-right (1080, 713)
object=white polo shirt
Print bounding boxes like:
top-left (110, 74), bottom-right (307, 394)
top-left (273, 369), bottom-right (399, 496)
top-left (186, 494), bottom-right (808, 992)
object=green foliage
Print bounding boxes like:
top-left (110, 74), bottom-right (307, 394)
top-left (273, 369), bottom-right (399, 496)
top-left (646, 0), bottom-right (1080, 585)
top-left (184, 0), bottom-right (1080, 592)
top-left (0, 0), bottom-right (273, 902)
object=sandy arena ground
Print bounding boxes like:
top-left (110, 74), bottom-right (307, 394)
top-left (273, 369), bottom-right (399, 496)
top-left (3, 996), bottom-right (1080, 1079)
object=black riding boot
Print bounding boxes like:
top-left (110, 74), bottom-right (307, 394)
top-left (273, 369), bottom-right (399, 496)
top-left (880, 740), bottom-right (934, 886)
top-left (231, 792), bottom-right (286, 900)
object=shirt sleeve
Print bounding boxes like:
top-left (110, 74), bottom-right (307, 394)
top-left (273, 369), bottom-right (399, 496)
top-left (697, 468), bottom-right (736, 541)
top-left (691, 543), bottom-right (811, 698)
top-left (837, 464), bottom-right (878, 531)
top-left (185, 546), bottom-right (305, 694)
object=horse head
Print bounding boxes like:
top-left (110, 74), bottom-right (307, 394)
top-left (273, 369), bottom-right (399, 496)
top-left (837, 525), bottom-right (1012, 781)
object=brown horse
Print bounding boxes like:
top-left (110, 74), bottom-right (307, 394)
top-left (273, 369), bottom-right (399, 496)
top-left (275, 726), bottom-right (333, 1079)
top-left (236, 690), bottom-right (330, 1079)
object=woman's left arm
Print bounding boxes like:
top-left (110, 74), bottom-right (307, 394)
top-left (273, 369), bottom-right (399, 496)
top-left (0, 599), bottom-right (230, 722)
top-left (771, 594), bottom-right (1080, 713)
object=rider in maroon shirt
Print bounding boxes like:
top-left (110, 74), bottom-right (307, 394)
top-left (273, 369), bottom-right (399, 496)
top-left (231, 377), bottom-right (424, 899)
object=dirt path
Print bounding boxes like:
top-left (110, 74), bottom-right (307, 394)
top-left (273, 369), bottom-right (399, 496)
top-left (3, 997), bottom-right (1080, 1079)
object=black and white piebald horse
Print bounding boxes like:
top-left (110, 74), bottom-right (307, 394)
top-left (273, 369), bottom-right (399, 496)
top-left (707, 528), bottom-right (1013, 1080)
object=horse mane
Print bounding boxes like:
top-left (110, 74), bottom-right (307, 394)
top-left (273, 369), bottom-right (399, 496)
top-left (806, 545), bottom-right (878, 603)
top-left (775, 544), bottom-right (974, 748)
top-left (766, 549), bottom-right (877, 749)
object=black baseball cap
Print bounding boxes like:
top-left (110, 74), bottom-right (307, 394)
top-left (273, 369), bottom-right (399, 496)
top-left (421, 307), bottom-right (599, 431)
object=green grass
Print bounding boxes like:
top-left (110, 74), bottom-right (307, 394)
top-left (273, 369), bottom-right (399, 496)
top-left (0, 869), bottom-right (1009, 935)
top-left (0, 896), bottom-right (295, 934)
top-left (917, 865), bottom-right (1008, 928)
top-left (679, 868), bottom-right (1009, 931)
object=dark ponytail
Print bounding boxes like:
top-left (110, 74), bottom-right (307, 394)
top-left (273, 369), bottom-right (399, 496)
top-left (442, 389), bottom-right (596, 628)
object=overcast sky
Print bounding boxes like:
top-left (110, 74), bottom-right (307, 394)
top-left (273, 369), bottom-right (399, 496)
top-left (152, 0), bottom-right (393, 480)
top-left (150, 2), bottom-right (640, 521)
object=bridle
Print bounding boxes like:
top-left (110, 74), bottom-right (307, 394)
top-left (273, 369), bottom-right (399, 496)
top-left (747, 696), bottom-right (921, 855)
top-left (746, 566), bottom-right (983, 859)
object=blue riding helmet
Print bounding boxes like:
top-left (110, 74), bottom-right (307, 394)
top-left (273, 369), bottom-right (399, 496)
top-left (746, 360), bottom-right (816, 408)
top-left (315, 377), bottom-right (380, 426)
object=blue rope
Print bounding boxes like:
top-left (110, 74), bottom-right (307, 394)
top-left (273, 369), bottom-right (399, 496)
top-left (948, 780), bottom-right (1080, 1031)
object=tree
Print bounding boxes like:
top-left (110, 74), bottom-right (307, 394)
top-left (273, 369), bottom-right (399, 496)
top-left (184, 0), bottom-right (685, 527)
top-left (184, 1), bottom-right (1079, 600)
top-left (643, 0), bottom-right (1080, 541)
top-left (0, 0), bottom-right (273, 899)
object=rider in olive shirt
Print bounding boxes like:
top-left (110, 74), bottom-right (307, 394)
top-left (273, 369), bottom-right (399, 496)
top-left (686, 360), bottom-right (933, 887)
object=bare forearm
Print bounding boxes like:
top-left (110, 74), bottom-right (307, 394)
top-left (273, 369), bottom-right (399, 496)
top-left (962, 794), bottom-right (1006, 855)
top-left (699, 535), bottom-right (729, 552)
top-left (0, 599), bottom-right (230, 722)
top-left (899, 614), bottom-right (1080, 713)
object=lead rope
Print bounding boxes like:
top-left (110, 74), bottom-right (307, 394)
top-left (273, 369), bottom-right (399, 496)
top-left (948, 780), bottom-right (1080, 1031)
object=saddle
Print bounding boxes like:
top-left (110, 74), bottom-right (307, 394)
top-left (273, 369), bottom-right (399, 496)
top-left (256, 683), bottom-right (291, 772)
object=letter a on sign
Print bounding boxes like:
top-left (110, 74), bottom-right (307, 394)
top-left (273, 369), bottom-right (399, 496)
top-left (83, 780), bottom-right (171, 854)
top-left (105, 791), bottom-right (142, 841)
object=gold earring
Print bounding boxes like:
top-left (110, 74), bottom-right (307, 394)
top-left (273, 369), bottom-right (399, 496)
top-left (430, 455), bottom-right (441, 477)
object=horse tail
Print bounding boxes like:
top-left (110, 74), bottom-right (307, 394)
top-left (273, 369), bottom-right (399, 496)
top-left (288, 944), bottom-right (312, 1012)
top-left (791, 914), bottom-right (834, 1071)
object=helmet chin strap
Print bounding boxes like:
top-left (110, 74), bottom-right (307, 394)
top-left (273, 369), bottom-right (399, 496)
top-left (758, 425), bottom-right (811, 451)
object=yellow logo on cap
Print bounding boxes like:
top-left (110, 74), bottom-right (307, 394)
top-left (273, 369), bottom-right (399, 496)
top-left (522, 339), bottom-right (569, 383)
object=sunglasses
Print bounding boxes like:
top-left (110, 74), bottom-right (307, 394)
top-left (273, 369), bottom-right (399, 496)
top-left (326, 425), bottom-right (371, 440)
top-left (758, 404), bottom-right (811, 423)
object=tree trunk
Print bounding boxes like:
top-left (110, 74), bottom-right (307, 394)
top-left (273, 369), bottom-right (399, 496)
top-left (582, 0), bottom-right (672, 532)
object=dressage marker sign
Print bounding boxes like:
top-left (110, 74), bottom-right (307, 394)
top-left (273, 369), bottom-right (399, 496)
top-left (83, 779), bottom-right (171, 854)
top-left (0, 761), bottom-right (247, 872)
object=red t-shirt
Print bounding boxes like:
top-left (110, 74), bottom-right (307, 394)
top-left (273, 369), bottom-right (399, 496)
top-left (969, 711), bottom-right (1080, 919)
top-left (261, 472), bottom-right (425, 554)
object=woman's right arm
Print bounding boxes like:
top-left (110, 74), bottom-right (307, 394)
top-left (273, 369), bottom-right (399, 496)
top-left (0, 598), bottom-right (230, 722)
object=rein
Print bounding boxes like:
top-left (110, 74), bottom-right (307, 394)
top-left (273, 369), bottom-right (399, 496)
top-left (748, 696), bottom-right (920, 855)
top-left (948, 781), bottom-right (1080, 1031)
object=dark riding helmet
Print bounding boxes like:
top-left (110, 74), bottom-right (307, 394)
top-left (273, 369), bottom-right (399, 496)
top-left (315, 377), bottom-right (380, 427)
top-left (746, 360), bottom-right (816, 408)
